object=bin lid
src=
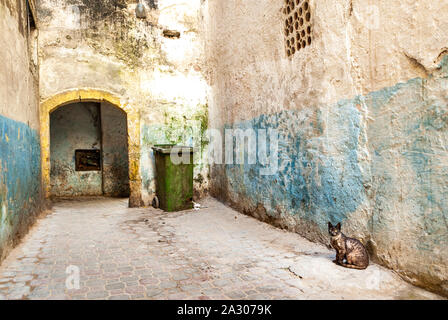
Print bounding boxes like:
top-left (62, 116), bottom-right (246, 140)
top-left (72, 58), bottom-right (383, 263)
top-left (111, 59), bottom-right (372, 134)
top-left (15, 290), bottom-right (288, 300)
top-left (151, 144), bottom-right (197, 154)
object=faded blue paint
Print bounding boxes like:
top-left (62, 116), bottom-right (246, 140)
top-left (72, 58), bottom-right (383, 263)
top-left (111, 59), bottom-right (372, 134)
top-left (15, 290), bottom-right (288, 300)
top-left (0, 114), bottom-right (42, 248)
top-left (224, 99), bottom-right (367, 228)
top-left (221, 56), bottom-right (448, 251)
top-left (363, 70), bottom-right (448, 252)
top-left (440, 55), bottom-right (448, 77)
top-left (217, 57), bottom-right (448, 296)
top-left (404, 102), bottom-right (448, 244)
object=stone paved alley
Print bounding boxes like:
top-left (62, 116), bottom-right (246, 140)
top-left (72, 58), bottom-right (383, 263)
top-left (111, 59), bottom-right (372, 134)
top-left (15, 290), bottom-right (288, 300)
top-left (0, 198), bottom-right (443, 300)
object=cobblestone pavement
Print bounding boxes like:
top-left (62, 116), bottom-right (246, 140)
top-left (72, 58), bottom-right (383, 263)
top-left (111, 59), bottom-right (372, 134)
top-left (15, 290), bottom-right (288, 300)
top-left (0, 197), bottom-right (443, 300)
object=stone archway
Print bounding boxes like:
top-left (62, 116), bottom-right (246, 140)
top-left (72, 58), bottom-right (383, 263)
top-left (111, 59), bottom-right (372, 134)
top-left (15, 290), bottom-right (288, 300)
top-left (40, 89), bottom-right (142, 207)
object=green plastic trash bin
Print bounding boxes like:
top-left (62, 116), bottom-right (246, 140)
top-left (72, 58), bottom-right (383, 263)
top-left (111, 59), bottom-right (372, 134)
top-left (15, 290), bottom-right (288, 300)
top-left (151, 144), bottom-right (195, 212)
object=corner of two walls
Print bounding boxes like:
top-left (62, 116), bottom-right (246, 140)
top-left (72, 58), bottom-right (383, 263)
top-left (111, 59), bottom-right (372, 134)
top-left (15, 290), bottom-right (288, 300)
top-left (205, 0), bottom-right (448, 296)
top-left (0, 0), bottom-right (47, 263)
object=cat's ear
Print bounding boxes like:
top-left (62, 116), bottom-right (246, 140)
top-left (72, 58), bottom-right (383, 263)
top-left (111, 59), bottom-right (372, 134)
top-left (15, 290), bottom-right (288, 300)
top-left (328, 222), bottom-right (332, 229)
top-left (336, 223), bottom-right (341, 231)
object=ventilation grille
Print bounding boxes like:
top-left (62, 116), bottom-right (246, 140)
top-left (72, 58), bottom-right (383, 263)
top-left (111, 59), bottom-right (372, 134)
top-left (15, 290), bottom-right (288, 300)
top-left (283, 0), bottom-right (312, 57)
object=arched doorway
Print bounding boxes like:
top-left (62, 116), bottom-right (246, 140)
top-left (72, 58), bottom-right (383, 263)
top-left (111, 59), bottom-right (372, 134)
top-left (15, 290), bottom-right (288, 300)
top-left (40, 89), bottom-right (142, 207)
top-left (50, 101), bottom-right (130, 197)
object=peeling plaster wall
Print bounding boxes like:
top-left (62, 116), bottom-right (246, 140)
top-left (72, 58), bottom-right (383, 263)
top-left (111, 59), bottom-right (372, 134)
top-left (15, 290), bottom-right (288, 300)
top-left (0, 0), bottom-right (44, 261)
top-left (37, 0), bottom-right (209, 206)
top-left (205, 0), bottom-right (448, 296)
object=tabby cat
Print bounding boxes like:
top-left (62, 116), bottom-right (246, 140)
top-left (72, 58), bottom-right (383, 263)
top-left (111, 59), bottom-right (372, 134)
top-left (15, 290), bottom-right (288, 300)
top-left (328, 222), bottom-right (369, 270)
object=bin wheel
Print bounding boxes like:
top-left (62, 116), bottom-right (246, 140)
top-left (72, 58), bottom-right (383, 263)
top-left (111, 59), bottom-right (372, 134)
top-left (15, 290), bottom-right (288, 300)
top-left (152, 196), bottom-right (159, 209)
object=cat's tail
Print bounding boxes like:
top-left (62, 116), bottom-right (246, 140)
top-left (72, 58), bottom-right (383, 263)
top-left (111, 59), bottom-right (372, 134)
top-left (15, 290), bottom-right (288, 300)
top-left (340, 263), bottom-right (368, 270)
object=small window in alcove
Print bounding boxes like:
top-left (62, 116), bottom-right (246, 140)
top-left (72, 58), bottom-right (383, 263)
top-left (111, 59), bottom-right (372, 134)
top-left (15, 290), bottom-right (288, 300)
top-left (75, 150), bottom-right (101, 171)
top-left (283, 0), bottom-right (313, 58)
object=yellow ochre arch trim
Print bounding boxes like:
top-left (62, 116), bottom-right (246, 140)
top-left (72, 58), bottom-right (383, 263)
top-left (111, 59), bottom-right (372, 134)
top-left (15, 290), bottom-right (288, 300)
top-left (40, 89), bottom-right (142, 207)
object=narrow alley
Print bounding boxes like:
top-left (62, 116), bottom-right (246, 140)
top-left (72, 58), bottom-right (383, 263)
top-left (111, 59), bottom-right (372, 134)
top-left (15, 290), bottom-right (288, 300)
top-left (0, 198), bottom-right (442, 300)
top-left (1, 0), bottom-right (448, 303)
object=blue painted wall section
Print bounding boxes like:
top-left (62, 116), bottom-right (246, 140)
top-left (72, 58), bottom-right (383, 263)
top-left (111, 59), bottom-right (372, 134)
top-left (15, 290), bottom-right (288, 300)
top-left (365, 58), bottom-right (448, 282)
top-left (223, 100), bottom-right (367, 229)
top-left (0, 115), bottom-right (42, 256)
top-left (216, 56), bottom-right (448, 294)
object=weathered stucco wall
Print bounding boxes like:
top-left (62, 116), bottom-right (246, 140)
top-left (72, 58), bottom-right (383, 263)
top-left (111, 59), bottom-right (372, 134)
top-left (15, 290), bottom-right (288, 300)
top-left (50, 102), bottom-right (103, 196)
top-left (37, 0), bottom-right (209, 206)
top-left (0, 0), bottom-right (44, 261)
top-left (205, 0), bottom-right (448, 296)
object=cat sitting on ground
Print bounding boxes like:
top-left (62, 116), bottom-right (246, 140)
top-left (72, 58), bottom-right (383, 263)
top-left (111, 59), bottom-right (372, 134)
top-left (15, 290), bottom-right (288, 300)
top-left (328, 222), bottom-right (369, 270)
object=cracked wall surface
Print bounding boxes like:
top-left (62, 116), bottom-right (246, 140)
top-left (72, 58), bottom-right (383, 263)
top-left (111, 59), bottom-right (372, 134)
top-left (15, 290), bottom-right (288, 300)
top-left (205, 0), bottom-right (448, 296)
